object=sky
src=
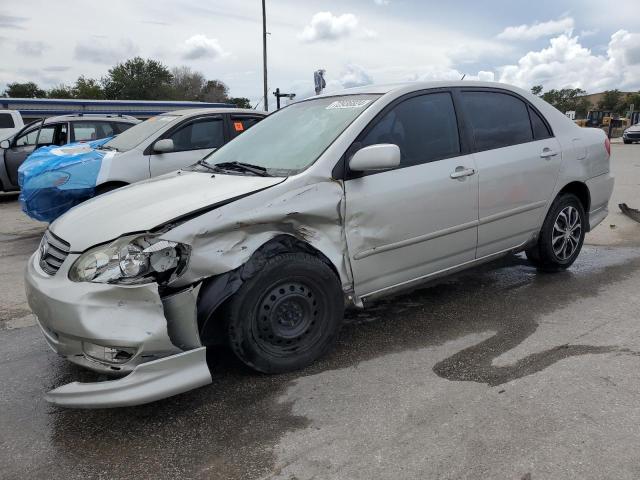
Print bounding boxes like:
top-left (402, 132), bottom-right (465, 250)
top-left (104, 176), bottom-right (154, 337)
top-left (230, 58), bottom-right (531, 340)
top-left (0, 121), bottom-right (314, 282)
top-left (1, 0), bottom-right (639, 109)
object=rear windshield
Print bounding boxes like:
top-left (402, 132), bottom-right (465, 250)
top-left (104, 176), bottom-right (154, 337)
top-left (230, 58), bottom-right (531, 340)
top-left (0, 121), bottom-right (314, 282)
top-left (102, 115), bottom-right (179, 152)
top-left (0, 113), bottom-right (15, 128)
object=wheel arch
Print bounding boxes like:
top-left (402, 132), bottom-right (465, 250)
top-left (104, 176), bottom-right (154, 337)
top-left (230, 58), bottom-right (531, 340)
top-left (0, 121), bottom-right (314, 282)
top-left (195, 234), bottom-right (345, 346)
top-left (557, 181), bottom-right (591, 217)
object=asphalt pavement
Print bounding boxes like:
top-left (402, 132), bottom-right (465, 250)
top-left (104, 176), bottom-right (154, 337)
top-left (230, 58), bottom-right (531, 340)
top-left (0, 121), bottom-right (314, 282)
top-left (1, 142), bottom-right (640, 480)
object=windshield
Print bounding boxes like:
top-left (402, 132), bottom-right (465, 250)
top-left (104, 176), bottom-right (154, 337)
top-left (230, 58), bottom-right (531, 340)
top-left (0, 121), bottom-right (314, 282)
top-left (203, 95), bottom-right (380, 176)
top-left (102, 115), bottom-right (179, 152)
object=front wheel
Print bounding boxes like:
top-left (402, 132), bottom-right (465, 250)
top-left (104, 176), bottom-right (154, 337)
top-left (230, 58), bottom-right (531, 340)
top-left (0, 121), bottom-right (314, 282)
top-left (624, 139), bottom-right (632, 144)
top-left (223, 252), bottom-right (344, 373)
top-left (525, 193), bottom-right (586, 272)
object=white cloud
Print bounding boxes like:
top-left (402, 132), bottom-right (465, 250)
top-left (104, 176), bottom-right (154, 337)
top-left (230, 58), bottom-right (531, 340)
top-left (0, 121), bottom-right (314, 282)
top-left (180, 34), bottom-right (229, 60)
top-left (406, 68), bottom-right (495, 82)
top-left (299, 12), bottom-right (374, 43)
top-left (497, 17), bottom-right (574, 41)
top-left (339, 63), bottom-right (373, 88)
top-left (74, 38), bottom-right (138, 64)
top-left (499, 30), bottom-right (640, 92)
top-left (373, 0), bottom-right (390, 5)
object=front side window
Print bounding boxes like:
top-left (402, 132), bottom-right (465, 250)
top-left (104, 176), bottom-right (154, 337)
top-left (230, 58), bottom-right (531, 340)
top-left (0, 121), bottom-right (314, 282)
top-left (36, 125), bottom-right (58, 146)
top-left (357, 92), bottom-right (461, 168)
top-left (168, 117), bottom-right (224, 152)
top-left (203, 95), bottom-right (380, 176)
top-left (461, 91), bottom-right (533, 151)
top-left (15, 128), bottom-right (39, 147)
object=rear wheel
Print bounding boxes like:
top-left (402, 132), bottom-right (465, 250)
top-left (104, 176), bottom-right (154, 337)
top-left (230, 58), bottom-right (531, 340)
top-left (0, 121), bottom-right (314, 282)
top-left (223, 252), bottom-right (344, 373)
top-left (525, 193), bottom-right (586, 272)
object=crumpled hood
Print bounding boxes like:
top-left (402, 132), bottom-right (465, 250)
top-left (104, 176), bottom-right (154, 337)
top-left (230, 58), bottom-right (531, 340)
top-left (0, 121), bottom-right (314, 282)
top-left (51, 170), bottom-right (285, 251)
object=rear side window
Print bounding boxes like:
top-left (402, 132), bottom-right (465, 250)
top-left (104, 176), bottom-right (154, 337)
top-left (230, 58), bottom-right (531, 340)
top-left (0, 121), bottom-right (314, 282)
top-left (168, 117), bottom-right (224, 152)
top-left (529, 107), bottom-right (552, 140)
top-left (230, 116), bottom-right (263, 136)
top-left (461, 91), bottom-right (533, 151)
top-left (358, 92), bottom-right (460, 168)
top-left (73, 122), bottom-right (114, 142)
top-left (0, 113), bottom-right (15, 128)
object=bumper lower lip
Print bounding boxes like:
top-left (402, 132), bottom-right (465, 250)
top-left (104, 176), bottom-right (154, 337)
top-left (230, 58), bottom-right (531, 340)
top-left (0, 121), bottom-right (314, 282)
top-left (45, 347), bottom-right (212, 408)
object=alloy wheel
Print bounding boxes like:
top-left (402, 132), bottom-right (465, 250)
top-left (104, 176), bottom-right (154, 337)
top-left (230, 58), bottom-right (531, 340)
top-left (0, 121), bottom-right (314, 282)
top-left (552, 205), bottom-right (582, 260)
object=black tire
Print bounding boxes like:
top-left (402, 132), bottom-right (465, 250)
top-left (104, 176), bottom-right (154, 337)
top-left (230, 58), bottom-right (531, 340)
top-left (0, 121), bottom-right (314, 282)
top-left (624, 139), bottom-right (632, 144)
top-left (223, 252), bottom-right (344, 373)
top-left (525, 193), bottom-right (586, 272)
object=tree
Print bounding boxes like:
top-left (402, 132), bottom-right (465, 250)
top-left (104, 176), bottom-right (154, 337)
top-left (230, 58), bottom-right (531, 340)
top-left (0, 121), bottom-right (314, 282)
top-left (531, 85), bottom-right (543, 96)
top-left (541, 88), bottom-right (590, 117)
top-left (4, 81), bottom-right (46, 98)
top-left (229, 97), bottom-right (252, 109)
top-left (102, 57), bottom-right (173, 100)
top-left (48, 84), bottom-right (74, 99)
top-left (201, 79), bottom-right (229, 103)
top-left (73, 76), bottom-right (104, 99)
top-left (170, 66), bottom-right (206, 101)
top-left (597, 90), bottom-right (626, 114)
top-left (625, 92), bottom-right (640, 113)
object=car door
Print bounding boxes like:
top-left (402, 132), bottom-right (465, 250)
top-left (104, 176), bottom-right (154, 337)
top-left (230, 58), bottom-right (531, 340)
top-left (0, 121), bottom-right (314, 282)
top-left (344, 91), bottom-right (479, 298)
top-left (5, 122), bottom-right (66, 185)
top-left (458, 89), bottom-right (562, 258)
top-left (149, 115), bottom-right (225, 177)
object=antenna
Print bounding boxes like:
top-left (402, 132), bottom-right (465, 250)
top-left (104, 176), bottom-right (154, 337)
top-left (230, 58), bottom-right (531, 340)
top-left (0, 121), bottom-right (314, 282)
top-left (460, 74), bottom-right (466, 80)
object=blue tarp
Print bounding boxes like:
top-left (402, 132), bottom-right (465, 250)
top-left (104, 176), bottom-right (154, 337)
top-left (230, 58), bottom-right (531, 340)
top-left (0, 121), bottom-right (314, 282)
top-left (19, 137), bottom-right (112, 222)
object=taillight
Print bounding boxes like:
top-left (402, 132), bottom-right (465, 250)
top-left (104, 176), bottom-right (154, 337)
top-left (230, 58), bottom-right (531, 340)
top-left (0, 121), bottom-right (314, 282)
top-left (604, 137), bottom-right (611, 156)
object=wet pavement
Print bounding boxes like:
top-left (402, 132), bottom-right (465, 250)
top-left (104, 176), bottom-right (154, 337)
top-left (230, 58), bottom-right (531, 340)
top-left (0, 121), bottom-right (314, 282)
top-left (2, 144), bottom-right (640, 479)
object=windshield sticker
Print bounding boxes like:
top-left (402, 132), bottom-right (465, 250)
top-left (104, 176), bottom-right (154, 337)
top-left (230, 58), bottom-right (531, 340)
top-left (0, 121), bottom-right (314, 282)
top-left (233, 121), bottom-right (245, 132)
top-left (326, 99), bottom-right (372, 110)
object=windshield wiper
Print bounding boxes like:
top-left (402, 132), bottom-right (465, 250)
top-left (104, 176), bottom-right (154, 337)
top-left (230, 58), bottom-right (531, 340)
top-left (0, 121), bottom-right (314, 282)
top-left (214, 161), bottom-right (270, 177)
top-left (98, 145), bottom-right (117, 151)
top-left (195, 159), bottom-right (220, 173)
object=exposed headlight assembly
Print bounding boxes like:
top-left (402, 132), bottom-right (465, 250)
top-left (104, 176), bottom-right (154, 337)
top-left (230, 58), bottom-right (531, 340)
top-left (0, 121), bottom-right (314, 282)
top-left (69, 234), bottom-right (190, 285)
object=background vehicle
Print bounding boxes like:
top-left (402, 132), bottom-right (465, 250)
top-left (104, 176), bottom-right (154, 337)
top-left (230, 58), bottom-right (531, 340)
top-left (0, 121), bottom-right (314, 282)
top-left (82, 108), bottom-right (266, 194)
top-left (25, 81), bottom-right (613, 407)
top-left (0, 110), bottom-right (24, 142)
top-left (0, 114), bottom-right (138, 192)
top-left (18, 108), bottom-right (267, 222)
top-left (623, 122), bottom-right (640, 144)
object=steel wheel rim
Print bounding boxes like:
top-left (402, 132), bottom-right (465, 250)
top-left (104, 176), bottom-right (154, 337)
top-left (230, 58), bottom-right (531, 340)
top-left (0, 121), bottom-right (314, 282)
top-left (552, 205), bottom-right (581, 260)
top-left (252, 279), bottom-right (324, 357)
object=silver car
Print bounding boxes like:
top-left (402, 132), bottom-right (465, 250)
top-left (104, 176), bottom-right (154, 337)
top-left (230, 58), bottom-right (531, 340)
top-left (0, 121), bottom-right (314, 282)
top-left (25, 81), bottom-right (614, 408)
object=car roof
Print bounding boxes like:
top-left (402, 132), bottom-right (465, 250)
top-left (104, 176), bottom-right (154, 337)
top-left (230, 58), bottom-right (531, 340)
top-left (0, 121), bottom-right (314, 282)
top-left (313, 80), bottom-right (532, 98)
top-left (158, 108), bottom-right (268, 117)
top-left (43, 114), bottom-right (140, 124)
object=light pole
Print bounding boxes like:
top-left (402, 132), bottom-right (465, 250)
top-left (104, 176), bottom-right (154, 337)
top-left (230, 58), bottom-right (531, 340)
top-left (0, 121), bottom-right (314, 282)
top-left (262, 0), bottom-right (268, 111)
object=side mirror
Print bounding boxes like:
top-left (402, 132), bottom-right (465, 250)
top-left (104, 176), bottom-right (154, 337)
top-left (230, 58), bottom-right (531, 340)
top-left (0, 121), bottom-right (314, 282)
top-left (0, 140), bottom-right (10, 149)
top-left (153, 138), bottom-right (174, 153)
top-left (349, 144), bottom-right (400, 172)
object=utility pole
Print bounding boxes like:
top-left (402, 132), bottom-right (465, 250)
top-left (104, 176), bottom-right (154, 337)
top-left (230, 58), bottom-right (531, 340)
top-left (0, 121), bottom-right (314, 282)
top-left (273, 88), bottom-right (296, 109)
top-left (262, 0), bottom-right (268, 112)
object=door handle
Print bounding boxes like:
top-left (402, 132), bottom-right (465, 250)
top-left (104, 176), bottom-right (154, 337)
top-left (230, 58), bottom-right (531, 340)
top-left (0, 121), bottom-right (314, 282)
top-left (540, 148), bottom-right (558, 159)
top-left (450, 167), bottom-right (476, 179)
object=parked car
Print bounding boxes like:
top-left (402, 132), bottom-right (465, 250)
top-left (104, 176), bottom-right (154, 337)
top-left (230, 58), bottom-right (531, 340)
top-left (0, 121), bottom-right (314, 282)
top-left (623, 122), bottom-right (640, 144)
top-left (0, 110), bottom-right (25, 142)
top-left (25, 81), bottom-right (613, 408)
top-left (17, 108), bottom-right (266, 222)
top-left (0, 114), bottom-right (139, 192)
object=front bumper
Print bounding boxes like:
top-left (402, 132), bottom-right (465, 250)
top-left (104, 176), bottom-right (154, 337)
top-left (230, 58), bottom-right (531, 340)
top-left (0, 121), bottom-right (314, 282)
top-left (25, 250), bottom-right (212, 407)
